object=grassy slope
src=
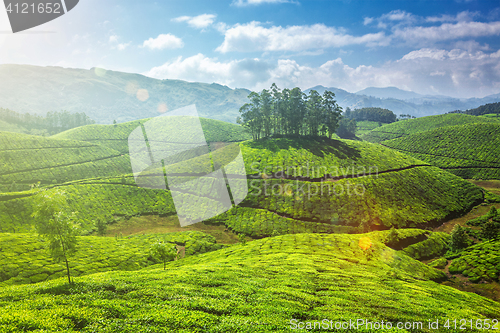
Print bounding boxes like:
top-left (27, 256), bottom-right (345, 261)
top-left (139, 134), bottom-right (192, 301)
top-left (448, 240), bottom-right (500, 283)
top-left (361, 113), bottom-right (500, 143)
top-left (0, 177), bottom-right (176, 234)
top-left (0, 231), bottom-right (222, 287)
top-left (235, 137), bottom-right (483, 231)
top-left (381, 123), bottom-right (500, 180)
top-left (0, 132), bottom-right (132, 187)
top-left (0, 120), bottom-right (26, 134)
top-left (0, 232), bottom-right (498, 332)
top-left (53, 117), bottom-right (251, 154)
top-left (0, 137), bottom-right (485, 234)
top-left (356, 120), bottom-right (382, 136)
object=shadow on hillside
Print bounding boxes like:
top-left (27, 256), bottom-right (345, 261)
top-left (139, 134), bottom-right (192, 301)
top-left (246, 136), bottom-right (362, 160)
top-left (37, 281), bottom-right (127, 296)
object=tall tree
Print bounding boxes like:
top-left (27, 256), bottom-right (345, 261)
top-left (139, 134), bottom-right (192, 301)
top-left (322, 90), bottom-right (343, 139)
top-left (289, 87), bottom-right (306, 135)
top-left (306, 90), bottom-right (323, 136)
top-left (270, 83), bottom-right (282, 135)
top-left (31, 189), bottom-right (79, 284)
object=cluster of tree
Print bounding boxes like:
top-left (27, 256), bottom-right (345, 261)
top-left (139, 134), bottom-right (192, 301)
top-left (0, 108), bottom-right (95, 135)
top-left (450, 207), bottom-right (500, 252)
top-left (465, 102), bottom-right (500, 116)
top-left (344, 107), bottom-right (397, 123)
top-left (398, 114), bottom-right (416, 120)
top-left (237, 84), bottom-right (343, 140)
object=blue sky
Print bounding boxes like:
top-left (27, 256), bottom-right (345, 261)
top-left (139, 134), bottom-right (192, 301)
top-left (1, 0), bottom-right (500, 98)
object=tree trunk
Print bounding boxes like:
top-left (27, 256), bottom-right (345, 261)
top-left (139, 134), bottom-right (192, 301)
top-left (64, 257), bottom-right (72, 284)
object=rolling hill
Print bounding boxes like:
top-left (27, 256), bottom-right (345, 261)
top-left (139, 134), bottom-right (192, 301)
top-left (361, 113), bottom-right (500, 143)
top-left (0, 64), bottom-right (251, 124)
top-left (53, 117), bottom-right (251, 154)
top-left (0, 134), bottom-right (485, 236)
top-left (0, 132), bottom-right (132, 190)
top-left (0, 231), bottom-right (222, 286)
top-left (230, 137), bottom-right (483, 231)
top-left (380, 123), bottom-right (500, 180)
top-left (2, 65), bottom-right (500, 127)
top-left (0, 232), bottom-right (498, 332)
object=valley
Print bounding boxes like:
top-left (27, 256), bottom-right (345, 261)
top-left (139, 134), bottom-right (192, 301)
top-left (0, 99), bottom-right (499, 332)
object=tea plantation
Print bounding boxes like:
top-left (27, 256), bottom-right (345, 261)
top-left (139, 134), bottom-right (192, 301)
top-left (448, 240), bottom-right (500, 283)
top-left (0, 232), bottom-right (498, 332)
top-left (53, 117), bottom-right (252, 154)
top-left (380, 123), bottom-right (500, 179)
top-left (0, 231), bottom-right (222, 287)
top-left (0, 132), bottom-right (132, 189)
top-left (362, 113), bottom-right (500, 143)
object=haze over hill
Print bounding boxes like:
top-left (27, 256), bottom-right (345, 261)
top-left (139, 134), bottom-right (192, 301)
top-left (1, 65), bottom-right (500, 125)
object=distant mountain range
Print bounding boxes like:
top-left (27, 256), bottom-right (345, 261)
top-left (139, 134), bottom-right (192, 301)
top-left (0, 64), bottom-right (250, 124)
top-left (307, 85), bottom-right (500, 118)
top-left (1, 64), bottom-right (500, 124)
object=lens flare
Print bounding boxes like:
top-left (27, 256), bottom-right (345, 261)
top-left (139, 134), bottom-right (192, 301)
top-left (94, 67), bottom-right (107, 77)
top-left (157, 103), bottom-right (168, 113)
top-left (136, 89), bottom-right (149, 102)
top-left (358, 236), bottom-right (372, 250)
top-left (125, 81), bottom-right (139, 95)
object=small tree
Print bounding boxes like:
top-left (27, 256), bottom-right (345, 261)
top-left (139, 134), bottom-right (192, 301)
top-left (31, 189), bottom-right (79, 284)
top-left (238, 233), bottom-right (247, 245)
top-left (96, 219), bottom-right (107, 236)
top-left (449, 225), bottom-right (470, 252)
top-left (481, 220), bottom-right (500, 241)
top-left (386, 227), bottom-right (400, 248)
top-left (150, 241), bottom-right (176, 270)
top-left (487, 207), bottom-right (498, 219)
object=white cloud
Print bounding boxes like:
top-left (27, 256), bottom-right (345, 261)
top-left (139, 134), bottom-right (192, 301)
top-left (393, 21), bottom-right (500, 43)
top-left (144, 48), bottom-right (500, 98)
top-left (144, 54), bottom-right (272, 88)
top-left (117, 42), bottom-right (131, 51)
top-left (109, 35), bottom-right (118, 43)
top-left (172, 14), bottom-right (216, 29)
top-left (216, 22), bottom-right (389, 53)
top-left (142, 34), bottom-right (184, 50)
top-left (426, 10), bottom-right (479, 23)
top-left (232, 0), bottom-right (298, 6)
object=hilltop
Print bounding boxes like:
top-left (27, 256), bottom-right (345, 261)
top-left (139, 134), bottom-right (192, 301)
top-left (212, 137), bottom-right (484, 233)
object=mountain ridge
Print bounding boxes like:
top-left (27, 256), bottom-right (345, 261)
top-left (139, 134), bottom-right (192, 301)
top-left (1, 64), bottom-right (500, 124)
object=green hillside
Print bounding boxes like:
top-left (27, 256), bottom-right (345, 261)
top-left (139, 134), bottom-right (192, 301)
top-left (0, 231), bottom-right (222, 287)
top-left (0, 177), bottom-right (175, 234)
top-left (362, 113), bottom-right (500, 143)
top-left (356, 120), bottom-right (382, 136)
top-left (381, 123), bottom-right (500, 180)
top-left (0, 136), bottom-right (485, 235)
top-left (448, 240), bottom-right (500, 283)
top-left (0, 119), bottom-right (27, 134)
top-left (0, 232), bottom-right (498, 332)
top-left (234, 137), bottom-right (483, 231)
top-left (0, 64), bottom-right (251, 124)
top-left (53, 117), bottom-right (251, 153)
top-left (0, 132), bottom-right (132, 190)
